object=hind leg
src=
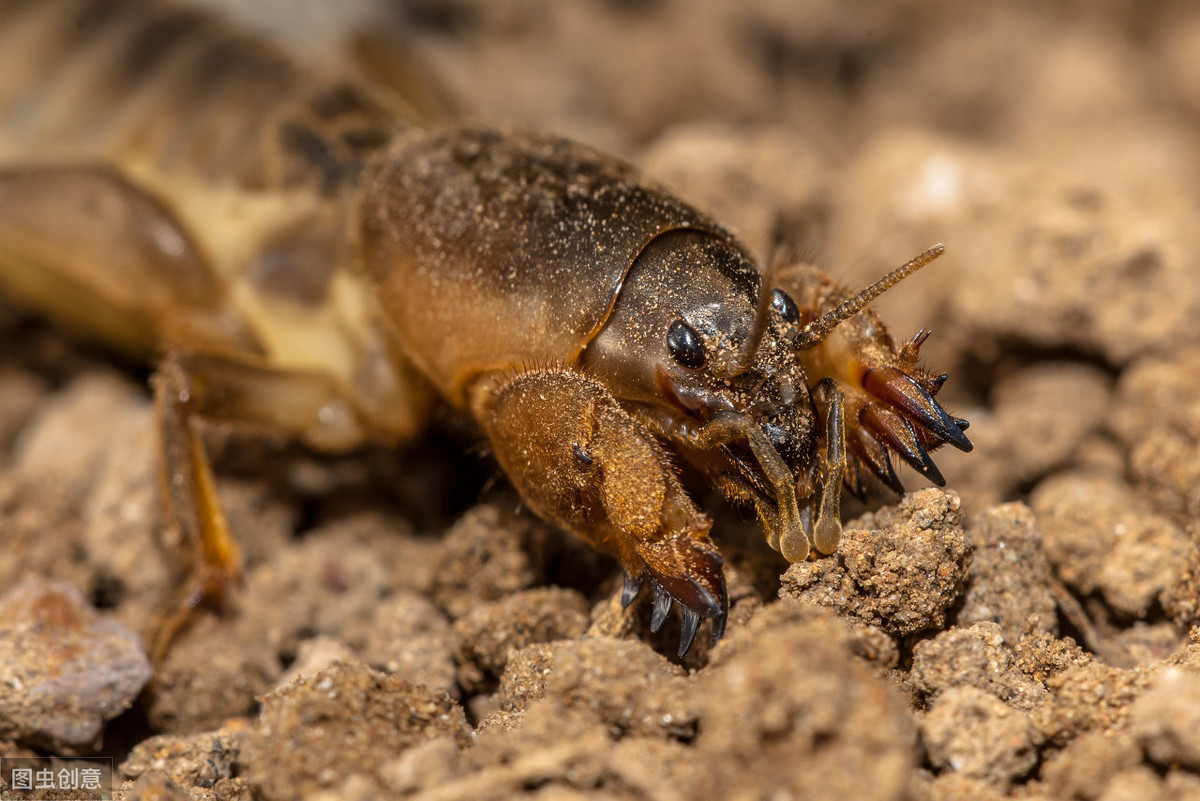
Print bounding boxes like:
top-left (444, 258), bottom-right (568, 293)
top-left (149, 350), bottom-right (408, 660)
top-left (0, 164), bottom-right (431, 657)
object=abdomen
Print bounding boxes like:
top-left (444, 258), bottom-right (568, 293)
top-left (0, 0), bottom-right (418, 381)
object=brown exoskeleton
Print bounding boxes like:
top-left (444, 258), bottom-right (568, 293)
top-left (0, 0), bottom-right (970, 657)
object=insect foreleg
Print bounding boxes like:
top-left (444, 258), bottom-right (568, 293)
top-left (675, 412), bottom-right (811, 563)
top-left (471, 368), bottom-right (727, 656)
top-left (773, 255), bottom-right (972, 495)
top-left (809, 378), bottom-right (847, 555)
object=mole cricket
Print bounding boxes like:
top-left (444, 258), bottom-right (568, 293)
top-left (0, 0), bottom-right (971, 656)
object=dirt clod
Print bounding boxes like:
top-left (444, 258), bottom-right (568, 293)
top-left (910, 622), bottom-right (1046, 711)
top-left (0, 577), bottom-right (151, 752)
top-left (691, 602), bottom-right (917, 801)
top-left (921, 686), bottom-right (1042, 789)
top-left (959, 503), bottom-right (1057, 645)
top-left (780, 488), bottom-right (969, 637)
top-left (1032, 472), bottom-right (1192, 620)
top-left (120, 728), bottom-right (243, 790)
top-left (146, 612), bottom-right (279, 734)
top-left (1130, 667), bottom-right (1200, 771)
top-left (244, 661), bottom-right (471, 801)
top-left (1032, 662), bottom-right (1151, 747)
top-left (453, 586), bottom-right (590, 694)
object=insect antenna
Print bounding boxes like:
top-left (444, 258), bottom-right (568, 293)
top-left (791, 243), bottom-right (945, 351)
top-left (729, 263), bottom-right (779, 374)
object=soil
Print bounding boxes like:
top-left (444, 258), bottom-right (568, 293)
top-left (3, 1), bottom-right (1200, 799)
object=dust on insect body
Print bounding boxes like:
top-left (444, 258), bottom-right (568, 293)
top-left (0, 0), bottom-right (971, 660)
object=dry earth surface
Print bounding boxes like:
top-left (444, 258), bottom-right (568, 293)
top-left (3, 1), bottom-right (1200, 800)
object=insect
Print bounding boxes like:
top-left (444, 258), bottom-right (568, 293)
top-left (0, 0), bottom-right (971, 657)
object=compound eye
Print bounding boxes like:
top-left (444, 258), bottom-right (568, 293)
top-left (666, 319), bottom-right (707, 369)
top-left (772, 289), bottom-right (799, 324)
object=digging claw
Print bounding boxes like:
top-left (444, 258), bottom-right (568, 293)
top-left (643, 565), bottom-right (724, 652)
top-left (849, 426), bottom-right (906, 495)
top-left (912, 446), bottom-right (946, 486)
top-left (650, 582), bottom-right (672, 633)
top-left (847, 352), bottom-right (972, 490)
top-left (862, 365), bottom-right (973, 453)
top-left (621, 571), bottom-right (644, 608)
top-left (711, 605), bottom-right (727, 642)
top-left (630, 539), bottom-right (730, 656)
top-left (678, 607), bottom-right (701, 658)
top-left (645, 566), bottom-right (729, 655)
top-left (861, 405), bottom-right (947, 486)
top-left (881, 450), bottom-right (905, 494)
top-left (650, 561), bottom-right (728, 655)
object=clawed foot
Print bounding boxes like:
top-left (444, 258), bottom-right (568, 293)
top-left (621, 538), bottom-right (728, 657)
top-left (847, 330), bottom-right (972, 493)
